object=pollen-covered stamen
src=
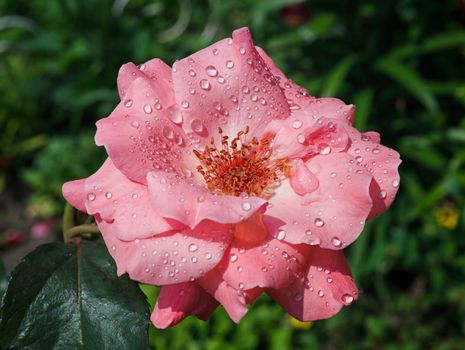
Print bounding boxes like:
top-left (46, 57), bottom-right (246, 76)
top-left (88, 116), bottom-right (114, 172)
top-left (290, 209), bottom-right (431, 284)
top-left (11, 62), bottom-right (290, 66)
top-left (194, 126), bottom-right (288, 198)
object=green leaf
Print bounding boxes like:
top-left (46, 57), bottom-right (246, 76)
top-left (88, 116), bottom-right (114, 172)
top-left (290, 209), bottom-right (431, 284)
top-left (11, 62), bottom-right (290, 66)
top-left (353, 88), bottom-right (374, 131)
top-left (321, 56), bottom-right (356, 97)
top-left (0, 240), bottom-right (149, 350)
top-left (374, 59), bottom-right (437, 112)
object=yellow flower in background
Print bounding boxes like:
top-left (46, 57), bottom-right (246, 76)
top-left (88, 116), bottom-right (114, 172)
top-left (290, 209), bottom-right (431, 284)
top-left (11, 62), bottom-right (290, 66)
top-left (435, 202), bottom-right (460, 230)
top-left (289, 316), bottom-right (313, 330)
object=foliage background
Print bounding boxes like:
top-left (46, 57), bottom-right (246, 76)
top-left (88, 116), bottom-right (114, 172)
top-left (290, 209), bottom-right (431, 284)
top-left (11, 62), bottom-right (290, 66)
top-left (1, 0), bottom-right (465, 348)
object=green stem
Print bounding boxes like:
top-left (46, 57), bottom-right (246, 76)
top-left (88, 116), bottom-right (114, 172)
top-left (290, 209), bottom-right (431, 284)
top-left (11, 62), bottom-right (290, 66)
top-left (62, 203), bottom-right (75, 234)
top-left (64, 224), bottom-right (100, 244)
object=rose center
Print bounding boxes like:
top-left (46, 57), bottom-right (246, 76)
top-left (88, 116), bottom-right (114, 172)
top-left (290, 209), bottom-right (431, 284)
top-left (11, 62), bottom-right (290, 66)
top-left (193, 126), bottom-right (288, 198)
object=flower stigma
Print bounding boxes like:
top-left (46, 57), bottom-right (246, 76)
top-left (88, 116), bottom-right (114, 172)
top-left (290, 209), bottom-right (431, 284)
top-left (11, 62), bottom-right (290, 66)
top-left (193, 126), bottom-right (289, 198)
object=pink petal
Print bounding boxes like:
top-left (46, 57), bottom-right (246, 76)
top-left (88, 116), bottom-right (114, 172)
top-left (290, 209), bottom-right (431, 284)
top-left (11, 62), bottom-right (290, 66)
top-left (62, 179), bottom-right (87, 213)
top-left (95, 77), bottom-right (194, 184)
top-left (215, 229), bottom-right (311, 290)
top-left (151, 282), bottom-right (218, 329)
top-left (196, 269), bottom-right (249, 323)
top-left (271, 116), bottom-right (349, 160)
top-left (117, 59), bottom-right (173, 100)
top-left (266, 153), bottom-right (373, 249)
top-left (344, 127), bottom-right (401, 219)
top-left (267, 247), bottom-right (358, 321)
top-left (83, 158), bottom-right (172, 241)
top-left (255, 46), bottom-right (313, 103)
top-left (171, 27), bottom-right (290, 147)
top-left (289, 159), bottom-right (319, 196)
top-left (147, 171), bottom-right (267, 228)
top-left (97, 219), bottom-right (233, 285)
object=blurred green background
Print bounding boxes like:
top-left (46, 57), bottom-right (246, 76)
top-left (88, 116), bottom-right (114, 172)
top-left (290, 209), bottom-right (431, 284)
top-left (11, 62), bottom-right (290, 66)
top-left (1, 0), bottom-right (465, 348)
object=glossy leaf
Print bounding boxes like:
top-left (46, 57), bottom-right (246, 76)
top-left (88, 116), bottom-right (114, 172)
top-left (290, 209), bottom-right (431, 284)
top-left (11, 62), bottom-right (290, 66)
top-left (0, 240), bottom-right (149, 350)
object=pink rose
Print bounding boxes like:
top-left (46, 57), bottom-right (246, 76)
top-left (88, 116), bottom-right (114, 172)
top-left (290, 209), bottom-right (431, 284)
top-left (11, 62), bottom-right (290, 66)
top-left (63, 27), bottom-right (400, 328)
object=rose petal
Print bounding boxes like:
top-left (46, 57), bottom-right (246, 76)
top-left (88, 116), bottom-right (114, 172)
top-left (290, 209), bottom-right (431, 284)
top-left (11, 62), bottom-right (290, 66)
top-left (196, 269), bottom-right (249, 323)
top-left (82, 158), bottom-right (172, 241)
top-left (97, 219), bottom-right (233, 285)
top-left (289, 159), bottom-right (319, 196)
top-left (255, 46), bottom-right (313, 102)
top-left (96, 77), bottom-right (194, 184)
top-left (172, 27), bottom-right (290, 147)
top-left (271, 117), bottom-right (349, 160)
top-left (147, 171), bottom-right (267, 228)
top-left (216, 226), bottom-right (311, 290)
top-left (267, 247), bottom-right (358, 321)
top-left (117, 59), bottom-right (173, 101)
top-left (266, 153), bottom-right (373, 249)
top-left (151, 282), bottom-right (218, 329)
top-left (344, 127), bottom-right (401, 219)
top-left (62, 179), bottom-right (87, 213)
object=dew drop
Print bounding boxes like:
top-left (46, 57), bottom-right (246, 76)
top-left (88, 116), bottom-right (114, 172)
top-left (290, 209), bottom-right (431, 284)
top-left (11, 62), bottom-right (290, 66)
top-left (181, 100), bottom-right (189, 109)
top-left (314, 218), bottom-right (325, 227)
top-left (87, 193), bottom-right (96, 201)
top-left (143, 104), bottom-right (152, 114)
top-left (124, 99), bottom-right (133, 108)
top-left (226, 60), bottom-right (234, 69)
top-left (188, 69), bottom-right (196, 77)
top-left (318, 290), bottom-right (325, 297)
top-left (241, 202), bottom-right (251, 211)
top-left (191, 119), bottom-right (204, 134)
top-left (205, 252), bottom-right (212, 260)
top-left (392, 179), bottom-right (399, 188)
top-left (168, 108), bottom-right (183, 124)
top-left (292, 120), bottom-right (303, 129)
top-left (188, 243), bottom-right (199, 252)
top-left (276, 230), bottom-right (286, 240)
top-left (331, 236), bottom-right (342, 247)
top-left (105, 192), bottom-right (112, 199)
top-left (294, 293), bottom-right (303, 301)
top-left (205, 65), bottom-right (218, 77)
top-left (200, 79), bottom-right (211, 90)
top-left (341, 294), bottom-right (354, 304)
top-left (239, 47), bottom-right (246, 55)
top-left (230, 254), bottom-right (238, 262)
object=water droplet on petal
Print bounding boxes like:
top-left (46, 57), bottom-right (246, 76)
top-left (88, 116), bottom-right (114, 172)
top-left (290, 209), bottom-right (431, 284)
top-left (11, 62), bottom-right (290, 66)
top-left (205, 252), bottom-right (212, 260)
top-left (276, 230), bottom-right (286, 240)
top-left (318, 290), bottom-right (325, 297)
top-left (181, 100), bottom-right (189, 109)
top-left (143, 104), bottom-right (152, 114)
top-left (124, 99), bottom-right (133, 108)
top-left (168, 107), bottom-right (183, 124)
top-left (239, 47), bottom-right (246, 55)
top-left (188, 243), bottom-right (199, 252)
top-left (87, 193), bottom-right (96, 201)
top-left (292, 120), bottom-right (303, 129)
top-left (341, 293), bottom-right (354, 304)
top-left (230, 254), bottom-right (238, 262)
top-left (314, 218), bottom-right (325, 227)
top-left (205, 65), bottom-right (218, 77)
top-left (226, 60), bottom-right (234, 69)
top-left (294, 293), bottom-right (303, 301)
top-left (331, 237), bottom-right (342, 247)
top-left (392, 179), bottom-right (399, 187)
top-left (241, 202), bottom-right (251, 211)
top-left (105, 192), bottom-right (112, 199)
top-left (200, 79), bottom-right (211, 90)
top-left (191, 119), bottom-right (204, 134)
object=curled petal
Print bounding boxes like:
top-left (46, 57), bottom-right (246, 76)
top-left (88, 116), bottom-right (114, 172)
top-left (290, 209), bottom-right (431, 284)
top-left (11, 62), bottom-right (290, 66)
top-left (151, 282), bottom-right (218, 329)
top-left (289, 159), bottom-right (319, 196)
top-left (117, 59), bottom-right (173, 101)
top-left (82, 158), bottom-right (171, 241)
top-left (172, 27), bottom-right (290, 146)
top-left (62, 179), bottom-right (87, 213)
top-left (344, 127), bottom-right (401, 219)
top-left (96, 77), bottom-right (194, 184)
top-left (271, 117), bottom-right (349, 160)
top-left (147, 171), bottom-right (267, 228)
top-left (256, 46), bottom-right (313, 102)
top-left (197, 270), bottom-right (249, 323)
top-left (266, 153), bottom-right (373, 249)
top-left (267, 247), bottom-right (358, 321)
top-left (97, 219), bottom-right (233, 285)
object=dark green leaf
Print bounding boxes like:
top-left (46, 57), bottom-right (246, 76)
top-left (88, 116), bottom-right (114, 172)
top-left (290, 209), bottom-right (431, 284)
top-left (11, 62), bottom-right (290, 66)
top-left (0, 240), bottom-right (149, 350)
